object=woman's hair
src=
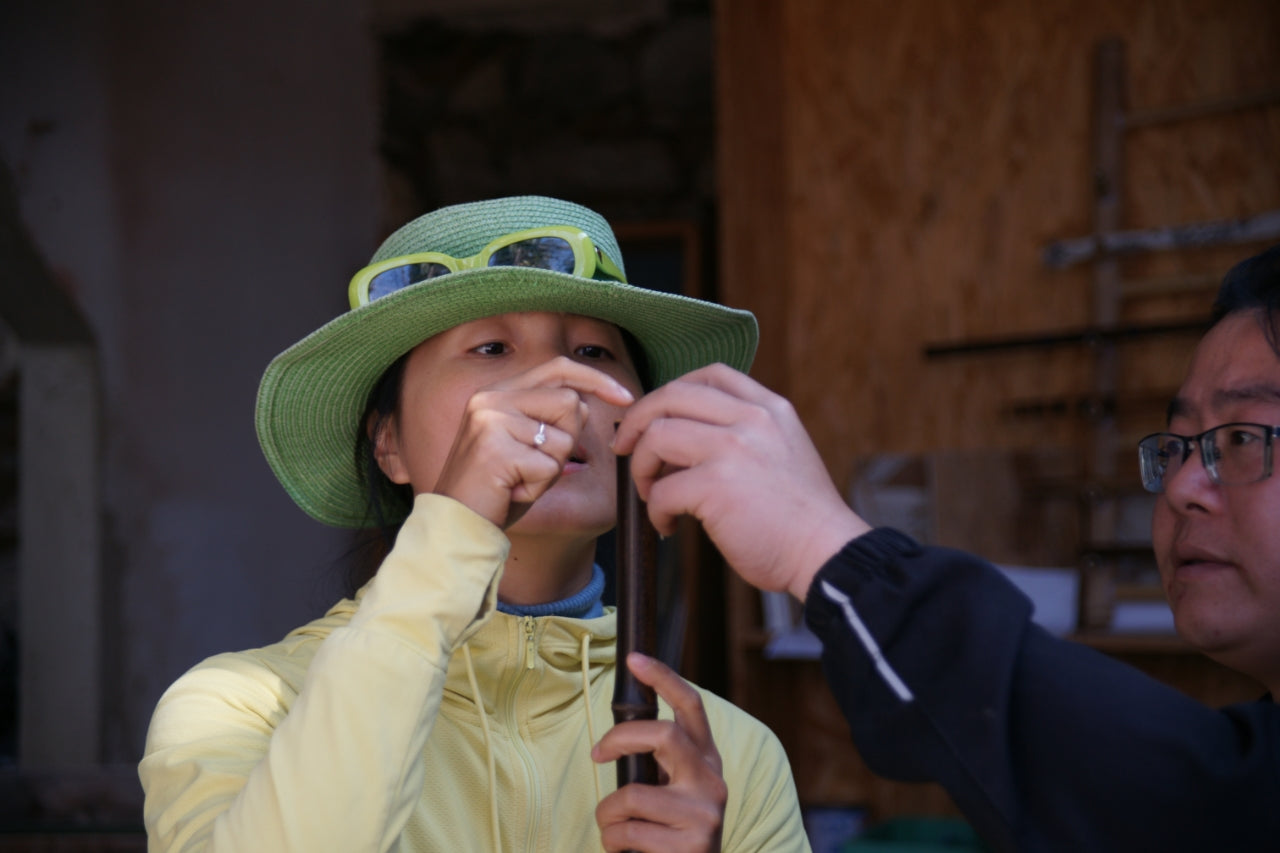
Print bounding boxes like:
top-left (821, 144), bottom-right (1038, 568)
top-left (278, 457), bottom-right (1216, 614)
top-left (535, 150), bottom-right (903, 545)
top-left (343, 326), bottom-right (652, 595)
top-left (347, 351), bottom-right (414, 593)
top-left (1211, 243), bottom-right (1280, 355)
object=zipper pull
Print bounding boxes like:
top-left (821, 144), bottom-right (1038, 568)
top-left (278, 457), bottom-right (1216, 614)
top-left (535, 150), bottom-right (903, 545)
top-left (523, 616), bottom-right (537, 670)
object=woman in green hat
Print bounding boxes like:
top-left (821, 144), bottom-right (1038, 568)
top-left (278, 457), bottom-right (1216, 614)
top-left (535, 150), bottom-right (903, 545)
top-left (138, 196), bottom-right (808, 852)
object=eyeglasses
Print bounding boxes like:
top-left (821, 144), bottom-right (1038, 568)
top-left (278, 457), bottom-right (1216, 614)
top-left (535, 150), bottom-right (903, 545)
top-left (347, 226), bottom-right (627, 308)
top-left (1137, 422), bottom-right (1280, 494)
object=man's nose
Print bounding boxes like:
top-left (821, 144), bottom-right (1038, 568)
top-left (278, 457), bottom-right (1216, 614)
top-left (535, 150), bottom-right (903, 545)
top-left (1162, 440), bottom-right (1218, 509)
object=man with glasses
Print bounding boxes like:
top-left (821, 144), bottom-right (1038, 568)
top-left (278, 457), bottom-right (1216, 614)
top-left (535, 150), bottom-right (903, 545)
top-left (614, 244), bottom-right (1280, 850)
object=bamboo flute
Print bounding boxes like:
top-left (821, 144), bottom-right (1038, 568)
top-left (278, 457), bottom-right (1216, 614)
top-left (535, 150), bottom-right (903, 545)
top-left (612, 451), bottom-right (660, 791)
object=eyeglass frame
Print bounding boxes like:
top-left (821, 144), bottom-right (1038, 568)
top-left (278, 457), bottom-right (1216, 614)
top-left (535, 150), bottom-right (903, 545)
top-left (347, 226), bottom-right (628, 309)
top-left (1137, 422), bottom-right (1280, 494)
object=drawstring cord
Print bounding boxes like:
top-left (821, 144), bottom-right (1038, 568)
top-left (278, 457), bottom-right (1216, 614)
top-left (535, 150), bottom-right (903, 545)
top-left (460, 628), bottom-right (606, 853)
top-left (462, 642), bottom-right (502, 853)
top-left (580, 631), bottom-right (604, 805)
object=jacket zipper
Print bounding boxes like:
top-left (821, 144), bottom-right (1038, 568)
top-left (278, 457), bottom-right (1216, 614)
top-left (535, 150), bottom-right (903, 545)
top-left (523, 616), bottom-right (537, 670)
top-left (504, 616), bottom-right (542, 850)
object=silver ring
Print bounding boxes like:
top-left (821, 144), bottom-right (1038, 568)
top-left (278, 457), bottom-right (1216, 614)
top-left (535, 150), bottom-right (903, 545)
top-left (533, 422), bottom-right (548, 447)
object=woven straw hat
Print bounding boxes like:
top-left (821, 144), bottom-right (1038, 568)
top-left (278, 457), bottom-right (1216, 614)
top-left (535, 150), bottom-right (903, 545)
top-left (255, 195), bottom-right (758, 527)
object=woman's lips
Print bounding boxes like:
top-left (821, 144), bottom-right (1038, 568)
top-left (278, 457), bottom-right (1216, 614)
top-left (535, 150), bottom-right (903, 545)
top-left (562, 447), bottom-right (588, 472)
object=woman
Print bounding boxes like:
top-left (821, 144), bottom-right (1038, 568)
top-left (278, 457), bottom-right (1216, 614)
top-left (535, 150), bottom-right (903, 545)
top-left (139, 196), bottom-right (809, 852)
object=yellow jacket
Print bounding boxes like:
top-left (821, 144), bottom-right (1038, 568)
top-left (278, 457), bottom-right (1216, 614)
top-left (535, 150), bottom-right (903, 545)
top-left (139, 494), bottom-right (810, 852)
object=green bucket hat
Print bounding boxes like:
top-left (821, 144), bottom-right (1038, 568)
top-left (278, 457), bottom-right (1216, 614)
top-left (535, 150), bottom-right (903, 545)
top-left (255, 195), bottom-right (759, 528)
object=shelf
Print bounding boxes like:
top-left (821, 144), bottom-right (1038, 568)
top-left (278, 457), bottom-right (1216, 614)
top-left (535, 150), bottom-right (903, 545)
top-left (1079, 542), bottom-right (1157, 557)
top-left (1068, 631), bottom-right (1189, 654)
top-left (1003, 388), bottom-right (1177, 420)
top-left (924, 319), bottom-right (1209, 358)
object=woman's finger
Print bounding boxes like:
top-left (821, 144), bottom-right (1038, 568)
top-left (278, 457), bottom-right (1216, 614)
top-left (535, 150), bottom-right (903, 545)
top-left (596, 783), bottom-right (724, 853)
top-left (626, 654), bottom-right (718, 764)
top-left (593, 657), bottom-right (727, 853)
top-left (433, 408), bottom-right (573, 527)
top-left (491, 354), bottom-right (636, 407)
top-left (467, 386), bottom-right (590, 439)
top-left (592, 656), bottom-right (722, 781)
top-left (430, 355), bottom-right (635, 529)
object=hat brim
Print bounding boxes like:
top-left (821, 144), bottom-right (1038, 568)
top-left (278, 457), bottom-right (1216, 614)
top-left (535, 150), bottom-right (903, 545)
top-left (255, 266), bottom-right (758, 527)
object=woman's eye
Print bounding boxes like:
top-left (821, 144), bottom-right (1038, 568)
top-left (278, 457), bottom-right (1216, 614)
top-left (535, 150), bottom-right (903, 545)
top-left (575, 344), bottom-right (613, 360)
top-left (473, 341), bottom-right (508, 356)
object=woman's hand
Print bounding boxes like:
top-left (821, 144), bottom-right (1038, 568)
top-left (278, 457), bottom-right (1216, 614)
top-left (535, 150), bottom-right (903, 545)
top-left (429, 356), bottom-right (635, 529)
top-left (592, 653), bottom-right (727, 853)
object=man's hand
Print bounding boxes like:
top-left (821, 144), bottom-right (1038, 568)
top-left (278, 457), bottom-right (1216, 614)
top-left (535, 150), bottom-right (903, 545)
top-left (613, 364), bottom-right (870, 600)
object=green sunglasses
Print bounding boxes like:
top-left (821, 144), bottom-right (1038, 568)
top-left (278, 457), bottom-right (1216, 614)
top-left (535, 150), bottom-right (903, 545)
top-left (348, 226), bottom-right (628, 309)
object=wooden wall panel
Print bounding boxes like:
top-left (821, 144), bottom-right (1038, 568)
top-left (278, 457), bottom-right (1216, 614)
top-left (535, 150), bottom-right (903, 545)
top-left (719, 0), bottom-right (1280, 489)
top-left (714, 0), bottom-right (793, 712)
top-left (716, 0), bottom-right (1280, 815)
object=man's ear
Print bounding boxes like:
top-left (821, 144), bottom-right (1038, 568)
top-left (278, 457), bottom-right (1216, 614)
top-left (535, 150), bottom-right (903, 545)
top-left (371, 414), bottom-right (411, 485)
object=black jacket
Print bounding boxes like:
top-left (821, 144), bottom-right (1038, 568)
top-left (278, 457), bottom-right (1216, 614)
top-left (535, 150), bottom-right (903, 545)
top-left (803, 527), bottom-right (1280, 851)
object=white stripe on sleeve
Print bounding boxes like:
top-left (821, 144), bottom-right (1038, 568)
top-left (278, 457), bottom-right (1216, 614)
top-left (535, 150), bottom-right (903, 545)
top-left (820, 579), bottom-right (915, 703)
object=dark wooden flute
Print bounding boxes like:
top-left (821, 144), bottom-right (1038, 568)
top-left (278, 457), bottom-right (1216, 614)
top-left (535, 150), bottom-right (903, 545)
top-left (612, 452), bottom-right (660, 790)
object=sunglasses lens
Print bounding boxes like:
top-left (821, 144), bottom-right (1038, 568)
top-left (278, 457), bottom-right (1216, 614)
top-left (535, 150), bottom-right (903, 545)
top-left (488, 237), bottom-right (577, 274)
top-left (367, 261), bottom-right (453, 301)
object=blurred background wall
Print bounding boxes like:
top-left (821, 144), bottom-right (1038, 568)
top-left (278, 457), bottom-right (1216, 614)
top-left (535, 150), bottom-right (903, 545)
top-left (1, 0), bottom-right (1278, 846)
top-left (3, 0), bottom-right (379, 777)
top-left (717, 0), bottom-right (1280, 823)
top-left (1, 1), bottom-right (723, 842)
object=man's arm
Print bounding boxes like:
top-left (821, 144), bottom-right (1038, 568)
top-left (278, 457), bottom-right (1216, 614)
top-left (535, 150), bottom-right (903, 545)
top-left (616, 364), bottom-right (1280, 852)
top-left (809, 528), bottom-right (1280, 851)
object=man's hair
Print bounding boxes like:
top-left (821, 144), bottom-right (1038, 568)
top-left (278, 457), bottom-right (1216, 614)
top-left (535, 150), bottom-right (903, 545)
top-left (1211, 243), bottom-right (1280, 354)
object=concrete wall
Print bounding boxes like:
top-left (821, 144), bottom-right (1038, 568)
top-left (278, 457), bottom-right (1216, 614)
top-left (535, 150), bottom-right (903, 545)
top-left (2, 0), bottom-right (378, 764)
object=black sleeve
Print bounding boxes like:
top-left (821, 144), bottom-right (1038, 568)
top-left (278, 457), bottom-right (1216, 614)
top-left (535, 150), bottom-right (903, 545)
top-left (802, 527), bottom-right (1280, 852)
